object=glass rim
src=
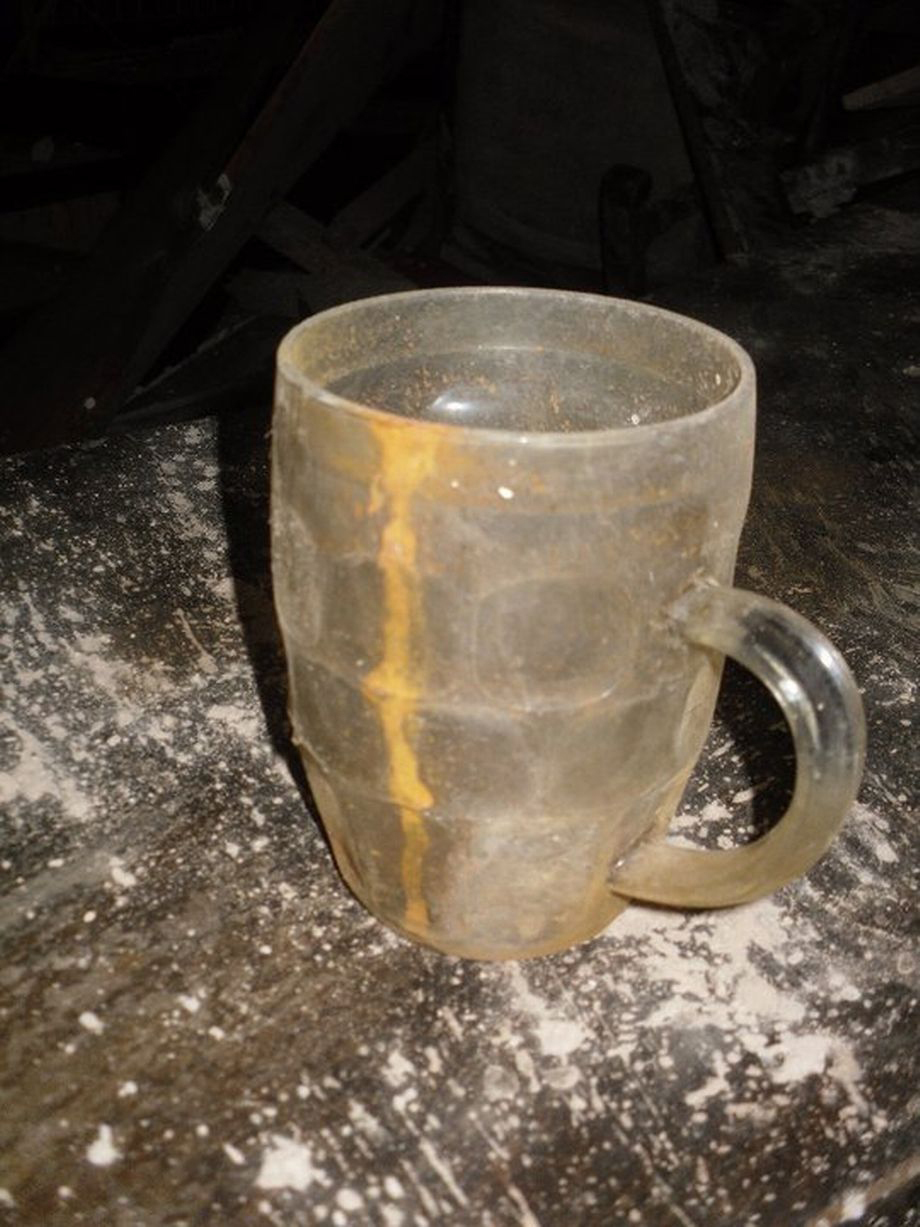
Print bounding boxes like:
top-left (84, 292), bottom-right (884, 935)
top-left (276, 286), bottom-right (756, 447)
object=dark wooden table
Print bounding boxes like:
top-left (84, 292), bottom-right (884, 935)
top-left (1, 203), bottom-right (917, 1226)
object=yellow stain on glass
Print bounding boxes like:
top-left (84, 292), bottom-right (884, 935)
top-left (362, 418), bottom-right (441, 934)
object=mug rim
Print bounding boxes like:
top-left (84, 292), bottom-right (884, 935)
top-left (276, 286), bottom-right (756, 447)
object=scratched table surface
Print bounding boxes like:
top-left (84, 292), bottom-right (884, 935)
top-left (1, 203), bottom-right (918, 1227)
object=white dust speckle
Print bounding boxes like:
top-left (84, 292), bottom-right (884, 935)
top-left (848, 802), bottom-right (900, 868)
top-left (424, 1045), bottom-right (443, 1073)
top-left (58, 1186), bottom-right (74, 1200)
top-left (535, 1018), bottom-right (587, 1057)
top-left (0, 1189), bottom-right (15, 1208)
top-left (685, 1052), bottom-right (730, 1107)
top-left (726, 1101), bottom-right (771, 1122)
top-left (174, 607), bottom-right (218, 675)
top-left (223, 841), bottom-right (241, 860)
top-left (514, 1047), bottom-right (538, 1090)
top-left (78, 1011), bottom-right (105, 1034)
top-left (384, 1176), bottom-right (405, 1199)
top-left (871, 836), bottom-right (897, 864)
top-left (178, 993), bottom-right (201, 1014)
top-left (419, 1137), bottom-right (469, 1206)
top-left (223, 1143), bottom-right (245, 1165)
top-left (483, 1064), bottom-right (519, 1101)
top-left (336, 1189), bottom-right (364, 1211)
top-left (110, 857), bottom-right (138, 888)
top-left (440, 1006), bottom-right (464, 1041)
top-left (630, 413), bottom-right (641, 425)
top-left (117, 1080), bottom-right (138, 1098)
top-left (208, 1026), bottom-right (226, 1041)
top-left (82, 910), bottom-right (97, 924)
top-left (86, 1124), bottom-right (120, 1167)
top-left (603, 897), bottom-right (871, 1110)
top-left (544, 1065), bottom-right (581, 1091)
top-left (841, 1190), bottom-right (867, 1220)
top-left (497, 486), bottom-right (515, 500)
top-left (768, 1032), bottom-right (867, 1111)
top-left (83, 396), bottom-right (96, 410)
top-left (383, 1050), bottom-right (415, 1086)
top-left (255, 1134), bottom-right (327, 1192)
top-left (207, 702), bottom-right (262, 740)
top-left (611, 898), bottom-right (800, 1033)
top-left (507, 964), bottom-right (588, 1056)
top-left (392, 1086), bottom-right (416, 1114)
top-left (702, 798), bottom-right (731, 822)
top-left (348, 1100), bottom-right (387, 1140)
top-left (829, 972), bottom-right (861, 1002)
top-left (0, 720), bottom-right (90, 818)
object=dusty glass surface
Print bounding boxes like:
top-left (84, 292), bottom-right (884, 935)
top-left (272, 288), bottom-right (865, 960)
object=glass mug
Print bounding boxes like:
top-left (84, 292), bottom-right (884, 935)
top-left (271, 288), bottom-right (865, 961)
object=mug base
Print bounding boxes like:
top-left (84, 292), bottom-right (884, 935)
top-left (375, 895), bottom-right (632, 962)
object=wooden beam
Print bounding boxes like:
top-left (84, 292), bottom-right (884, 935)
top-left (116, 315), bottom-right (287, 431)
top-left (256, 201), bottom-right (415, 311)
top-left (643, 0), bottom-right (747, 259)
top-left (843, 64), bottom-right (920, 112)
top-left (782, 119), bottom-right (920, 218)
top-left (0, 0), bottom-right (420, 454)
top-left (256, 203), bottom-right (338, 275)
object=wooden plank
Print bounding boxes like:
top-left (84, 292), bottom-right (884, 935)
top-left (843, 64), bottom-right (920, 112)
top-left (782, 119), bottom-right (920, 217)
top-left (256, 203), bottom-right (338, 275)
top-left (643, 0), bottom-right (747, 259)
top-left (115, 314), bottom-right (287, 431)
top-left (0, 0), bottom-right (420, 455)
top-left (256, 201), bottom-right (415, 311)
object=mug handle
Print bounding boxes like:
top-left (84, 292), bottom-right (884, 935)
top-left (608, 580), bottom-right (866, 907)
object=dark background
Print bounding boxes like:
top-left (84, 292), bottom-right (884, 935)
top-left (1, 0), bottom-right (918, 450)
